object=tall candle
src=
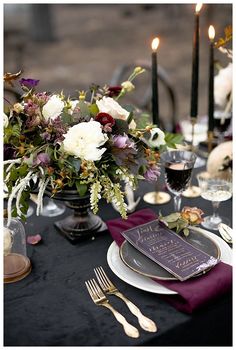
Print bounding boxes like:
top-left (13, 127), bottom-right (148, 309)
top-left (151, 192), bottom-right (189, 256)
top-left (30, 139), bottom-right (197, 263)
top-left (151, 37), bottom-right (160, 126)
top-left (208, 25), bottom-right (215, 132)
top-left (190, 3), bottom-right (202, 119)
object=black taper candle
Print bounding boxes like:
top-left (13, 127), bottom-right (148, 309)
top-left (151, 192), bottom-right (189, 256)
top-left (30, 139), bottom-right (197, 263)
top-left (152, 51), bottom-right (159, 125)
top-left (190, 5), bottom-right (201, 119)
top-left (208, 26), bottom-right (215, 132)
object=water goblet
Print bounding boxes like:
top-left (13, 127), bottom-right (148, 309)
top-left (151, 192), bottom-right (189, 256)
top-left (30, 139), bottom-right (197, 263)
top-left (40, 198), bottom-right (66, 217)
top-left (160, 150), bottom-right (197, 212)
top-left (197, 172), bottom-right (232, 230)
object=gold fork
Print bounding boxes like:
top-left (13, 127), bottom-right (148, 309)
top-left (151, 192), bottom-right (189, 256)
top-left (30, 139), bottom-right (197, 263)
top-left (85, 278), bottom-right (139, 338)
top-left (94, 266), bottom-right (157, 332)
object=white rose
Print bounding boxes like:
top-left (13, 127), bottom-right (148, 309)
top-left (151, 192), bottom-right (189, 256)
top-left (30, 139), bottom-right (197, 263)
top-left (96, 96), bottom-right (128, 119)
top-left (144, 128), bottom-right (166, 148)
top-left (42, 95), bottom-right (65, 121)
top-left (62, 121), bottom-right (108, 161)
top-left (121, 81), bottom-right (135, 92)
top-left (214, 63), bottom-right (232, 107)
top-left (3, 113), bottom-right (9, 128)
top-left (96, 96), bottom-right (136, 129)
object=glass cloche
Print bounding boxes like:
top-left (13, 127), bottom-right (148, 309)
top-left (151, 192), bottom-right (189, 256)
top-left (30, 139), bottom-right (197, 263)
top-left (4, 217), bottom-right (31, 283)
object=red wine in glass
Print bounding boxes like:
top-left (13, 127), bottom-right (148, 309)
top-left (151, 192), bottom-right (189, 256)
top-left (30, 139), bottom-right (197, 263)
top-left (165, 162), bottom-right (193, 195)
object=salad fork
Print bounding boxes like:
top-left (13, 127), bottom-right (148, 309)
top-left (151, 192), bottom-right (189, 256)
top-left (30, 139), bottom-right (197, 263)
top-left (85, 278), bottom-right (139, 338)
top-left (94, 266), bottom-right (157, 332)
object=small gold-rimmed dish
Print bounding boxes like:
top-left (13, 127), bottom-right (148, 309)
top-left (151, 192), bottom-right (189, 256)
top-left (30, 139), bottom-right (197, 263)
top-left (119, 227), bottom-right (221, 280)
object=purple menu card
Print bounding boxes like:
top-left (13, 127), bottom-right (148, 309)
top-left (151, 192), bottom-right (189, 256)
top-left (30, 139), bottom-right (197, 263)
top-left (121, 219), bottom-right (219, 281)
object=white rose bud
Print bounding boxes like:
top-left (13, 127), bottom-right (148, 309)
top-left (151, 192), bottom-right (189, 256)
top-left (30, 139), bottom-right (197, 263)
top-left (13, 103), bottom-right (24, 114)
top-left (121, 81), bottom-right (135, 92)
top-left (42, 95), bottom-right (65, 121)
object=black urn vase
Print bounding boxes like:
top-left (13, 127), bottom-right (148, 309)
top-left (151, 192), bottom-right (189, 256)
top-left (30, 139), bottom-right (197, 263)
top-left (44, 188), bottom-right (107, 243)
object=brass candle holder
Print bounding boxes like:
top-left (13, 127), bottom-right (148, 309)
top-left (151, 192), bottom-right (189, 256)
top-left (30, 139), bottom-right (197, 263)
top-left (207, 130), bottom-right (214, 153)
top-left (143, 183), bottom-right (171, 205)
top-left (182, 117), bottom-right (201, 198)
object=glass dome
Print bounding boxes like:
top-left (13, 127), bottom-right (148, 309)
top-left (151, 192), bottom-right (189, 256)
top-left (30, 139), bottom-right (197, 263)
top-left (4, 218), bottom-right (31, 283)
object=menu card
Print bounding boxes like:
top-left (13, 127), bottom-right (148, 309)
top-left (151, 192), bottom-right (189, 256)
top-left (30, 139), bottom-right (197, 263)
top-left (121, 219), bottom-right (219, 281)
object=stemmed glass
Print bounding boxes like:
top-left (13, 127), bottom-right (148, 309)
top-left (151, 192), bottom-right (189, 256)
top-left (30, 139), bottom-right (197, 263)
top-left (197, 172), bottom-right (232, 230)
top-left (160, 150), bottom-right (197, 211)
top-left (40, 198), bottom-right (66, 217)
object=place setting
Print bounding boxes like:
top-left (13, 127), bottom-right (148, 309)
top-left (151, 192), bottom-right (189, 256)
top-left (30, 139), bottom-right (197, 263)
top-left (3, 2), bottom-right (232, 347)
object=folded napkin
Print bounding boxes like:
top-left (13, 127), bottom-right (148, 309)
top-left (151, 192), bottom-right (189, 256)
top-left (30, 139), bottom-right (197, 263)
top-left (107, 209), bottom-right (232, 314)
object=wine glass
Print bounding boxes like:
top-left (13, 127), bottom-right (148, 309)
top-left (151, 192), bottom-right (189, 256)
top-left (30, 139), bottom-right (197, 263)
top-left (160, 150), bottom-right (197, 211)
top-left (197, 172), bottom-right (232, 231)
top-left (40, 198), bottom-right (66, 217)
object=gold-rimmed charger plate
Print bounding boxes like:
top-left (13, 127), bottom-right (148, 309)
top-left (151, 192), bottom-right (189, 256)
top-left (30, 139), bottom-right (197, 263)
top-left (119, 227), bottom-right (221, 280)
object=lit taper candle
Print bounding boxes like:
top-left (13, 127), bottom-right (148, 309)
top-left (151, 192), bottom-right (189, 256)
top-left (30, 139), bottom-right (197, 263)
top-left (151, 37), bottom-right (160, 126)
top-left (208, 25), bottom-right (215, 132)
top-left (190, 3), bottom-right (202, 119)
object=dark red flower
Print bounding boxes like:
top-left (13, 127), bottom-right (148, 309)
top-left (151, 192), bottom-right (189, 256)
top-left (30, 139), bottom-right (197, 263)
top-left (95, 112), bottom-right (115, 126)
top-left (108, 86), bottom-right (122, 97)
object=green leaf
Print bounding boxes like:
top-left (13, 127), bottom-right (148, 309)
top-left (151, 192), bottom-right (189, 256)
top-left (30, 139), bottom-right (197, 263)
top-left (67, 157), bottom-right (81, 172)
top-left (127, 111), bottom-right (134, 125)
top-left (75, 182), bottom-right (88, 197)
top-left (183, 228), bottom-right (190, 237)
top-left (89, 103), bottom-right (99, 117)
top-left (78, 100), bottom-right (90, 118)
top-left (61, 112), bottom-right (73, 124)
top-left (162, 212), bottom-right (181, 223)
top-left (164, 132), bottom-right (184, 148)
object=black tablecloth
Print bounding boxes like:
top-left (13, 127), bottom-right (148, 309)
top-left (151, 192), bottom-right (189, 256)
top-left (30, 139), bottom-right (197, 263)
top-left (4, 172), bottom-right (233, 346)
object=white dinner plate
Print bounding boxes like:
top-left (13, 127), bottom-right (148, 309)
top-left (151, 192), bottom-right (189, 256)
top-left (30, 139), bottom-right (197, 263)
top-left (107, 226), bottom-right (232, 295)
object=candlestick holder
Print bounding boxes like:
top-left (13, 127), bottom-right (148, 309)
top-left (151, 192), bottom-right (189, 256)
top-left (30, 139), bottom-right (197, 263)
top-left (182, 117), bottom-right (202, 198)
top-left (143, 182), bottom-right (171, 205)
top-left (207, 130), bottom-right (214, 153)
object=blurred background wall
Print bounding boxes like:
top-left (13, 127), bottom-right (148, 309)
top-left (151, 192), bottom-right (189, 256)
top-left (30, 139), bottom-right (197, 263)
top-left (4, 3), bottom-right (232, 124)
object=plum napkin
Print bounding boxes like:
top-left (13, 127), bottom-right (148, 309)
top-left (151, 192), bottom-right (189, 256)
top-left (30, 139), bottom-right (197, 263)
top-left (107, 208), bottom-right (232, 314)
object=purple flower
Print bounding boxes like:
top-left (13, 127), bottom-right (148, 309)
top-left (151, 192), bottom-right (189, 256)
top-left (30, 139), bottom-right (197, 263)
top-left (34, 153), bottom-right (51, 167)
top-left (35, 92), bottom-right (49, 104)
top-left (4, 144), bottom-right (15, 160)
top-left (112, 134), bottom-right (135, 149)
top-left (19, 78), bottom-right (40, 89)
top-left (24, 101), bottom-right (40, 117)
top-left (144, 165), bottom-right (161, 182)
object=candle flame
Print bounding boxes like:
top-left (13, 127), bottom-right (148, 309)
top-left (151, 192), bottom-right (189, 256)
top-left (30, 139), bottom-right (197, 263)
top-left (195, 3), bottom-right (203, 13)
top-left (208, 25), bottom-right (215, 40)
top-left (151, 37), bottom-right (160, 51)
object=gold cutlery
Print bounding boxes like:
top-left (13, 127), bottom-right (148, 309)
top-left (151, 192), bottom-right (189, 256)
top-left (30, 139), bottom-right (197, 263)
top-left (94, 266), bottom-right (157, 333)
top-left (85, 278), bottom-right (139, 338)
top-left (218, 223), bottom-right (233, 244)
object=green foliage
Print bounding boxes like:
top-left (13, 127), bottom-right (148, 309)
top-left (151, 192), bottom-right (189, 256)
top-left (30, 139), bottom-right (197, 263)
top-left (89, 103), bottom-right (99, 117)
top-left (164, 132), bottom-right (184, 149)
top-left (75, 182), bottom-right (88, 197)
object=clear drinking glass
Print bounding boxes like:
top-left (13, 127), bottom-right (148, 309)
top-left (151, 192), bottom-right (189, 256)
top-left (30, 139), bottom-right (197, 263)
top-left (197, 172), bottom-right (232, 230)
top-left (160, 150), bottom-right (197, 211)
top-left (40, 198), bottom-right (66, 217)
top-left (214, 109), bottom-right (232, 145)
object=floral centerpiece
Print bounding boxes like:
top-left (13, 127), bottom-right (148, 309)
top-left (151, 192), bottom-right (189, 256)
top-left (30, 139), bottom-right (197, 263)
top-left (4, 68), bottom-right (181, 224)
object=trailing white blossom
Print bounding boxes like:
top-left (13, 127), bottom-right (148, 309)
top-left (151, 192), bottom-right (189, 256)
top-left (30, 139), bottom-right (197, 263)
top-left (90, 181), bottom-right (102, 214)
top-left (7, 171), bottom-right (34, 225)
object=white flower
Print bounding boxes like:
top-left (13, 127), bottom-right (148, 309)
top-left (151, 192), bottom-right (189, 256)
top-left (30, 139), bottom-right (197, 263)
top-left (214, 63), bottom-right (232, 107)
top-left (3, 113), bottom-right (9, 128)
top-left (13, 103), bottom-right (24, 114)
top-left (42, 95), bottom-right (65, 121)
top-left (96, 96), bottom-right (136, 129)
top-left (143, 128), bottom-right (166, 148)
top-left (121, 81), bottom-right (135, 92)
top-left (62, 121), bottom-right (108, 161)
